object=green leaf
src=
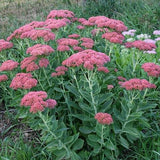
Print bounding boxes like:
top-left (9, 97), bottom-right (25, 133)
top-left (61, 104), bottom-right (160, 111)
top-left (64, 136), bottom-right (74, 145)
top-left (123, 127), bottom-right (141, 138)
top-left (54, 149), bottom-right (67, 160)
top-left (105, 140), bottom-right (116, 151)
top-left (88, 134), bottom-right (100, 142)
top-left (119, 135), bottom-right (129, 149)
top-left (72, 139), bottom-right (84, 151)
top-left (65, 84), bottom-right (80, 97)
top-left (79, 126), bottom-right (94, 134)
top-left (71, 114), bottom-right (94, 121)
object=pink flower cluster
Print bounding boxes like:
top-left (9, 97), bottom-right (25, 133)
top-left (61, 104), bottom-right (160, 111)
top-left (0, 60), bottom-right (19, 71)
top-left (91, 28), bottom-right (103, 36)
top-left (97, 67), bottom-right (109, 73)
top-left (0, 74), bottom-right (8, 82)
top-left (20, 91), bottom-right (57, 113)
top-left (153, 30), bottom-right (160, 35)
top-left (62, 49), bottom-right (110, 70)
top-left (125, 40), bottom-right (156, 51)
top-left (21, 56), bottom-right (39, 72)
top-left (122, 29), bottom-right (136, 36)
top-left (45, 19), bottom-right (67, 30)
top-left (141, 62), bottom-right (160, 77)
top-left (26, 44), bottom-right (54, 56)
top-left (95, 112), bottom-right (113, 125)
top-left (119, 78), bottom-right (156, 90)
top-left (20, 29), bottom-right (55, 42)
top-left (10, 73), bottom-right (37, 90)
top-left (39, 58), bottom-right (49, 68)
top-left (51, 66), bottom-right (68, 77)
top-left (57, 37), bottom-right (94, 52)
top-left (68, 34), bottom-right (80, 39)
top-left (47, 10), bottom-right (75, 19)
top-left (7, 21), bottom-right (45, 41)
top-left (102, 32), bottom-right (125, 44)
top-left (80, 37), bottom-right (94, 49)
top-left (88, 16), bottom-right (128, 32)
top-left (0, 39), bottom-right (13, 52)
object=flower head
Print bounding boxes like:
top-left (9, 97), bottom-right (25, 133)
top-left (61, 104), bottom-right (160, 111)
top-left (26, 44), bottom-right (54, 56)
top-left (0, 39), bottom-right (13, 51)
top-left (141, 62), bottom-right (160, 77)
top-left (0, 60), bottom-right (19, 71)
top-left (119, 78), bottom-right (156, 90)
top-left (21, 91), bottom-right (56, 113)
top-left (0, 74), bottom-right (8, 82)
top-left (95, 112), bottom-right (113, 125)
top-left (62, 49), bottom-right (110, 70)
top-left (10, 73), bottom-right (37, 90)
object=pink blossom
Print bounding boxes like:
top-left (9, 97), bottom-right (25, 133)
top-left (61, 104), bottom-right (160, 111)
top-left (68, 34), bottom-right (80, 38)
top-left (0, 60), bottom-right (19, 71)
top-left (77, 25), bottom-right (85, 30)
top-left (73, 46), bottom-right (83, 52)
top-left (95, 112), bottom-right (113, 125)
top-left (51, 71), bottom-right (65, 77)
top-left (141, 62), bottom-right (160, 77)
top-left (20, 91), bottom-right (55, 113)
top-left (20, 29), bottom-right (55, 42)
top-left (7, 21), bottom-right (45, 41)
top-left (39, 58), bottom-right (49, 68)
top-left (62, 49), bottom-right (110, 70)
top-left (57, 38), bottom-right (79, 46)
top-left (10, 73), bottom-right (37, 90)
top-left (91, 28), bottom-right (103, 36)
top-left (117, 76), bottom-right (127, 81)
top-left (26, 44), bottom-right (54, 56)
top-left (153, 30), bottom-right (160, 35)
top-left (21, 56), bottom-right (39, 72)
top-left (46, 99), bottom-right (57, 108)
top-left (47, 10), bottom-right (75, 19)
top-left (107, 85), bottom-right (114, 90)
top-left (97, 67), bottom-right (109, 73)
top-left (125, 40), bottom-right (156, 51)
top-left (45, 19), bottom-right (67, 29)
top-left (102, 32), bottom-right (125, 44)
top-left (55, 66), bottom-right (68, 72)
top-left (57, 45), bottom-right (70, 52)
top-left (0, 39), bottom-right (13, 52)
top-left (119, 78), bottom-right (156, 90)
top-left (0, 74), bottom-right (8, 82)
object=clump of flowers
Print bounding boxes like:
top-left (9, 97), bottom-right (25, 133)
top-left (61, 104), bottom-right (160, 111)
top-left (136, 34), bottom-right (151, 40)
top-left (45, 19), bottom-right (67, 30)
top-left (97, 67), bottom-right (109, 73)
top-left (153, 30), bottom-right (160, 36)
top-left (62, 49), bottom-right (110, 70)
top-left (47, 10), bottom-right (75, 19)
top-left (119, 78), bottom-right (156, 90)
top-left (80, 37), bottom-right (94, 49)
top-left (107, 85), bottom-right (114, 90)
top-left (20, 91), bottom-right (57, 113)
top-left (7, 21), bottom-right (45, 41)
top-left (0, 74), bottom-right (8, 82)
top-left (125, 40), bottom-right (156, 51)
top-left (77, 25), bottom-right (85, 30)
top-left (39, 58), bottom-right (49, 68)
top-left (68, 34), bottom-right (80, 39)
top-left (57, 38), bottom-right (79, 46)
top-left (10, 73), bottom-right (37, 90)
top-left (141, 62), bottom-right (160, 77)
top-left (91, 28), bottom-right (103, 36)
top-left (0, 60), bottom-right (19, 71)
top-left (20, 56), bottom-right (39, 72)
top-left (26, 44), bottom-right (54, 56)
top-left (95, 112), bottom-right (113, 125)
top-left (102, 32), bottom-right (125, 44)
top-left (122, 29), bottom-right (136, 36)
top-left (0, 39), bottom-right (13, 52)
top-left (51, 66), bottom-right (68, 77)
top-left (20, 28), bottom-right (55, 42)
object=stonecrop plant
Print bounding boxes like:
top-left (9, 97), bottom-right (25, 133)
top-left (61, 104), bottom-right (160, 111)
top-left (0, 9), bottom-right (160, 160)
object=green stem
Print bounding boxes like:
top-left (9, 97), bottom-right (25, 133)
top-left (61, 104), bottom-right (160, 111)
top-left (42, 67), bottom-right (51, 87)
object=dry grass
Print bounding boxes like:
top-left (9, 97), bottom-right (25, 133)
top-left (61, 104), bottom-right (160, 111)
top-left (0, 0), bottom-right (63, 39)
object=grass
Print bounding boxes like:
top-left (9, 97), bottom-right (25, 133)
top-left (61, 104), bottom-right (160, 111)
top-left (0, 0), bottom-right (160, 159)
